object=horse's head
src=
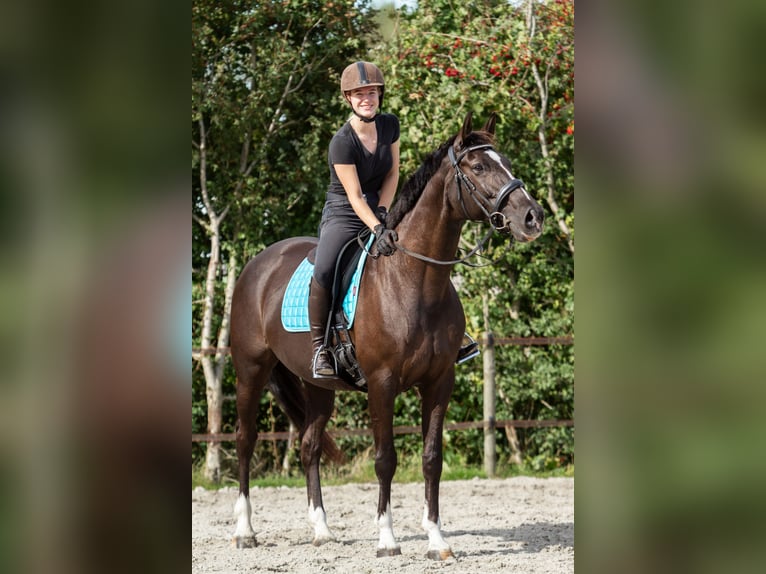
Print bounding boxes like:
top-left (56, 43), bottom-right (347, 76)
top-left (450, 112), bottom-right (544, 242)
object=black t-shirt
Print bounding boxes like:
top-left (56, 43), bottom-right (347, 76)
top-left (326, 113), bottom-right (400, 201)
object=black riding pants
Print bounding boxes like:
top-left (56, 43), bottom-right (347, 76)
top-left (313, 193), bottom-right (377, 291)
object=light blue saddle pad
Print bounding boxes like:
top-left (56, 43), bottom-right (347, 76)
top-left (281, 238), bottom-right (373, 332)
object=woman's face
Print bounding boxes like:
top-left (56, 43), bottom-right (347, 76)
top-left (347, 87), bottom-right (380, 119)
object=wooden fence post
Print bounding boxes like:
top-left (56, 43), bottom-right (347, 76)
top-left (483, 330), bottom-right (496, 477)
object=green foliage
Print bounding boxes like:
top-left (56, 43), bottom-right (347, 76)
top-left (192, 1), bottom-right (574, 478)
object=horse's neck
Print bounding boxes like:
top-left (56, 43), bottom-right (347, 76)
top-left (390, 177), bottom-right (463, 301)
top-left (397, 173), bottom-right (464, 257)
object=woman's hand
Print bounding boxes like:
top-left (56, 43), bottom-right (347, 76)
top-left (374, 224), bottom-right (398, 256)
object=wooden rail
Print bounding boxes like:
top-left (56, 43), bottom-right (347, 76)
top-left (192, 419), bottom-right (573, 443)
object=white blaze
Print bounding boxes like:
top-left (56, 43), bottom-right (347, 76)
top-left (486, 150), bottom-right (533, 202)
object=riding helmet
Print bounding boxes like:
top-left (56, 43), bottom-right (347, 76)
top-left (340, 61), bottom-right (385, 108)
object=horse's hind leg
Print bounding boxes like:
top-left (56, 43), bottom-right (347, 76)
top-left (232, 353), bottom-right (276, 548)
top-left (301, 383), bottom-right (337, 546)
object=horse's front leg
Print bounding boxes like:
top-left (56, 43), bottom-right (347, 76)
top-left (369, 383), bottom-right (401, 557)
top-left (420, 371), bottom-right (456, 560)
top-left (301, 384), bottom-right (336, 546)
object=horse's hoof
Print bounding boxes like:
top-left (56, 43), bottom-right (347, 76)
top-left (426, 548), bottom-right (454, 561)
top-left (376, 546), bottom-right (402, 558)
top-left (233, 536), bottom-right (257, 549)
top-left (312, 535), bottom-right (336, 547)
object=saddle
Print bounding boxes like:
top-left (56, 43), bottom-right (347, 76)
top-left (281, 233), bottom-right (373, 390)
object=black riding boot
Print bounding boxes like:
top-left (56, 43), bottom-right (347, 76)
top-left (308, 278), bottom-right (335, 377)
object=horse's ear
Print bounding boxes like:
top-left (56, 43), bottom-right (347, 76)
top-left (457, 112), bottom-right (474, 150)
top-left (482, 112), bottom-right (498, 135)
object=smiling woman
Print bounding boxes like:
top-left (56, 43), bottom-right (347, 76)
top-left (308, 61), bottom-right (400, 377)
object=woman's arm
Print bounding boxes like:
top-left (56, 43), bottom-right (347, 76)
top-left (378, 140), bottom-right (400, 211)
top-left (333, 164), bottom-right (381, 232)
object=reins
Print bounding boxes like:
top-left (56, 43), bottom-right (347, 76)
top-left (395, 227), bottom-right (501, 268)
top-left (361, 142), bottom-right (525, 267)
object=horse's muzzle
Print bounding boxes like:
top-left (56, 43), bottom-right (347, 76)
top-left (500, 204), bottom-right (544, 242)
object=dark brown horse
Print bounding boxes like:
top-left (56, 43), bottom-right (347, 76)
top-left (230, 112), bottom-right (544, 559)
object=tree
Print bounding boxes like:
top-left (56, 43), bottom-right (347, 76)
top-left (523, 0), bottom-right (575, 253)
top-left (192, 0), bottom-right (377, 481)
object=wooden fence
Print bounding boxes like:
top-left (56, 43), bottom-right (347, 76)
top-left (192, 418), bottom-right (573, 443)
top-left (192, 334), bottom-right (573, 476)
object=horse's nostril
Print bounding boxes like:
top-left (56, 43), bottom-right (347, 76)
top-left (525, 207), bottom-right (544, 230)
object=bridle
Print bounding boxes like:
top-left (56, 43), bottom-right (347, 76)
top-left (370, 142), bottom-right (527, 267)
top-left (447, 143), bottom-right (525, 232)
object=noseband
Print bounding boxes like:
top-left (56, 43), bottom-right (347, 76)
top-left (447, 144), bottom-right (525, 231)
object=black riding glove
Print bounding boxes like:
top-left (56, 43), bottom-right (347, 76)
top-left (373, 224), bottom-right (398, 256)
top-left (375, 206), bottom-right (388, 225)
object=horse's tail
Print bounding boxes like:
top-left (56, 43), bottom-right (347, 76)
top-left (267, 362), bottom-right (345, 465)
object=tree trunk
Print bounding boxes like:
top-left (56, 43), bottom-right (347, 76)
top-left (201, 242), bottom-right (238, 482)
top-left (201, 229), bottom-right (223, 482)
top-left (482, 295), bottom-right (496, 478)
top-left (282, 422), bottom-right (297, 475)
top-left (526, 0), bottom-right (574, 254)
top-left (196, 115), bottom-right (235, 483)
top-left (504, 425), bottom-right (523, 466)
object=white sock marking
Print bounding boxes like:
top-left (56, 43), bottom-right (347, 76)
top-left (233, 493), bottom-right (255, 539)
top-left (422, 503), bottom-right (451, 552)
top-left (308, 500), bottom-right (335, 542)
top-left (376, 502), bottom-right (399, 550)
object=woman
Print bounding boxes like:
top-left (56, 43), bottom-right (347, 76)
top-left (309, 61), bottom-right (399, 377)
top-left (309, 61), bottom-right (479, 378)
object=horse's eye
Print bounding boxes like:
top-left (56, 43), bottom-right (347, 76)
top-left (472, 163), bottom-right (484, 172)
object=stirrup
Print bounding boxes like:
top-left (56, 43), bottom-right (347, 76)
top-left (312, 347), bottom-right (336, 378)
top-left (456, 334), bottom-right (480, 365)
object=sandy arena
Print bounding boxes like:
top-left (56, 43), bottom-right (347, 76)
top-left (192, 476), bottom-right (573, 573)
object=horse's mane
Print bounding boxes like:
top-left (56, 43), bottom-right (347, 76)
top-left (387, 130), bottom-right (495, 229)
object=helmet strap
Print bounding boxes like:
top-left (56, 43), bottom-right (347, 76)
top-left (353, 110), bottom-right (378, 123)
